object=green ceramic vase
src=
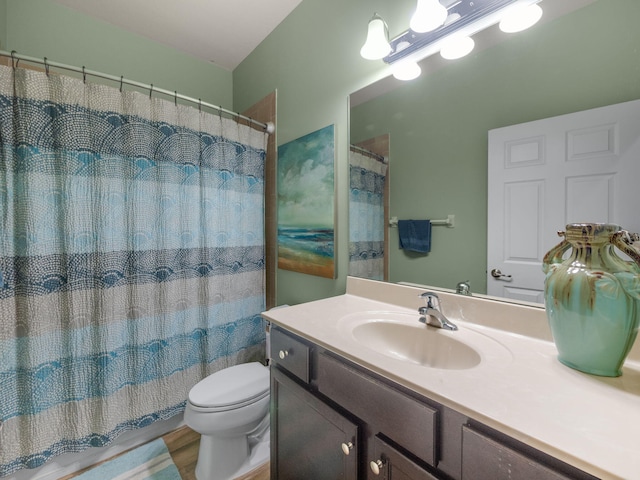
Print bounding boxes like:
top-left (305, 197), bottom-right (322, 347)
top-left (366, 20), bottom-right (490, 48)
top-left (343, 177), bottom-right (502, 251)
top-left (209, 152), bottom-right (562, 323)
top-left (542, 224), bottom-right (640, 377)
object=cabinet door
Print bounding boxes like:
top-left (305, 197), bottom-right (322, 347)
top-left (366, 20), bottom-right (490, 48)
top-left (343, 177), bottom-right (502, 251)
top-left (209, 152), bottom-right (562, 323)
top-left (271, 366), bottom-right (359, 480)
top-left (369, 436), bottom-right (440, 480)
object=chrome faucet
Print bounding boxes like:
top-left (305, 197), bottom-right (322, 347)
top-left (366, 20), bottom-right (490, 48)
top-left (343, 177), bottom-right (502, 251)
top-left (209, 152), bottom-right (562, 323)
top-left (456, 280), bottom-right (471, 296)
top-left (418, 292), bottom-right (458, 331)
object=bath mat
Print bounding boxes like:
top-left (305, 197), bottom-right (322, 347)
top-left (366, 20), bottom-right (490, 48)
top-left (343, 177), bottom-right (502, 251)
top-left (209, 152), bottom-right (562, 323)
top-left (74, 438), bottom-right (181, 480)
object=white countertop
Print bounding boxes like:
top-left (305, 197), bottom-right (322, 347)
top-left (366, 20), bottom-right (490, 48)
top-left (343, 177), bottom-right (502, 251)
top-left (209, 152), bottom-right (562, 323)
top-left (262, 277), bottom-right (640, 480)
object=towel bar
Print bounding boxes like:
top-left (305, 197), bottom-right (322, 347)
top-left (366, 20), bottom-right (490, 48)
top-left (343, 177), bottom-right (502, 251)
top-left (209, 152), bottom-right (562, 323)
top-left (389, 215), bottom-right (455, 228)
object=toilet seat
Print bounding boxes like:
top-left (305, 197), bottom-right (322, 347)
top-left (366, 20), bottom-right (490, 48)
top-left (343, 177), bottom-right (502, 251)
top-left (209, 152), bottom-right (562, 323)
top-left (188, 362), bottom-right (269, 412)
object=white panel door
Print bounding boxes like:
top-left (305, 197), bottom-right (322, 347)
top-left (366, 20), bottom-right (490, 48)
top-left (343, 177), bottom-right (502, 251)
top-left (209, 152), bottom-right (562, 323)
top-left (487, 99), bottom-right (640, 302)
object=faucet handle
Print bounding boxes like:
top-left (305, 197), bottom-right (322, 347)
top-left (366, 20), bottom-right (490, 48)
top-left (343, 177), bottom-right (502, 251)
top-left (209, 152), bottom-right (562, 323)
top-left (419, 291), bottom-right (440, 309)
top-left (456, 280), bottom-right (471, 296)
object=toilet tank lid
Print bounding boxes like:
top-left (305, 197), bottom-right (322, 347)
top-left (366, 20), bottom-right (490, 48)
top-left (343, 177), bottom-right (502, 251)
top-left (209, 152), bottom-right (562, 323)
top-left (188, 362), bottom-right (269, 408)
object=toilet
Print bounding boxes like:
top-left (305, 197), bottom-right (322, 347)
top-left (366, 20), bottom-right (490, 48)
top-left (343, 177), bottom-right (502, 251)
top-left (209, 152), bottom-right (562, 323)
top-left (184, 362), bottom-right (271, 480)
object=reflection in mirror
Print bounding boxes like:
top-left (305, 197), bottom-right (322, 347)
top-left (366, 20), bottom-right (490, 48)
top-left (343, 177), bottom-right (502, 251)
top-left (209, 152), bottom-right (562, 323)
top-left (348, 138), bottom-right (389, 281)
top-left (349, 0), bottom-right (640, 304)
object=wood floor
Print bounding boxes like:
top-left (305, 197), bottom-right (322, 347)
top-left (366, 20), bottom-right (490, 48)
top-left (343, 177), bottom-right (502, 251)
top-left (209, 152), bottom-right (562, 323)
top-left (63, 426), bottom-right (270, 480)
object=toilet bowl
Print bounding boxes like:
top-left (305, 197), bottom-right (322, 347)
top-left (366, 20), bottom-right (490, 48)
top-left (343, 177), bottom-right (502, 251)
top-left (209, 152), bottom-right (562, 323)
top-left (184, 362), bottom-right (270, 480)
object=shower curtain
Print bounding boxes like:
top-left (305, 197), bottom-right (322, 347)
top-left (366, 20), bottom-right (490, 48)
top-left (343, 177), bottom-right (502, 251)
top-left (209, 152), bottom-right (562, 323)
top-left (0, 64), bottom-right (267, 476)
top-left (348, 148), bottom-right (387, 281)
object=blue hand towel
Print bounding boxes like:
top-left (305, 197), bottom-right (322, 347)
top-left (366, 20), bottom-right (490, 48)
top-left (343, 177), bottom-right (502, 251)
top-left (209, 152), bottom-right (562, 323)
top-left (398, 220), bottom-right (432, 253)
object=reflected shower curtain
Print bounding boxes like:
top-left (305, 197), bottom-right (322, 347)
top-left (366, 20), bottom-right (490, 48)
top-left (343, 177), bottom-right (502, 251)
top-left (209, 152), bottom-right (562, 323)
top-left (348, 148), bottom-right (387, 280)
top-left (0, 65), bottom-right (267, 476)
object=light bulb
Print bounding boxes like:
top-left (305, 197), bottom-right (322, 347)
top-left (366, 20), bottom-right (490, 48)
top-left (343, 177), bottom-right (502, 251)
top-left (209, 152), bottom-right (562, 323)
top-left (440, 36), bottom-right (475, 60)
top-left (499, 3), bottom-right (543, 33)
top-left (360, 14), bottom-right (391, 60)
top-left (410, 0), bottom-right (448, 33)
top-left (392, 61), bottom-right (421, 81)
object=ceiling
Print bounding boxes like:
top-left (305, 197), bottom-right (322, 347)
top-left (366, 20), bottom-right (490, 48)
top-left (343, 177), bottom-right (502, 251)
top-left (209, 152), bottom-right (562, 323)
top-left (50, 0), bottom-right (303, 71)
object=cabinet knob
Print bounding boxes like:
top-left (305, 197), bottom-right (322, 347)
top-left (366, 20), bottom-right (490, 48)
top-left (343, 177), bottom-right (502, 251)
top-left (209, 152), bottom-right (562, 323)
top-left (341, 441), bottom-right (353, 455)
top-left (370, 459), bottom-right (385, 475)
top-left (278, 349), bottom-right (289, 359)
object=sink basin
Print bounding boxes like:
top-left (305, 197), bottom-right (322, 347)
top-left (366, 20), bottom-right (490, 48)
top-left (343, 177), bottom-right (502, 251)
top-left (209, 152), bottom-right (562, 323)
top-left (352, 321), bottom-right (481, 369)
top-left (339, 311), bottom-right (512, 370)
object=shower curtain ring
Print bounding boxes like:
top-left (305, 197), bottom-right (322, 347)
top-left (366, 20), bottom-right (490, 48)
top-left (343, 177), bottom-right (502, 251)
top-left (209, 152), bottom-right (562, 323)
top-left (119, 75), bottom-right (124, 92)
top-left (198, 99), bottom-right (202, 112)
top-left (44, 57), bottom-right (50, 76)
top-left (149, 84), bottom-right (153, 99)
top-left (82, 66), bottom-right (87, 84)
top-left (10, 50), bottom-right (16, 69)
top-left (174, 91), bottom-right (178, 106)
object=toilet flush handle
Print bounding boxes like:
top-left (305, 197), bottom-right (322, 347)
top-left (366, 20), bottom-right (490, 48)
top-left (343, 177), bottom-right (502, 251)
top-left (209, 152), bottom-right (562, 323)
top-left (278, 349), bottom-right (289, 359)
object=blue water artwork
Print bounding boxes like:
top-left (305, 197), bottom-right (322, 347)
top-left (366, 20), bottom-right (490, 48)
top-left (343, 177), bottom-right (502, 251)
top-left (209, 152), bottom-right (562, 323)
top-left (277, 125), bottom-right (335, 278)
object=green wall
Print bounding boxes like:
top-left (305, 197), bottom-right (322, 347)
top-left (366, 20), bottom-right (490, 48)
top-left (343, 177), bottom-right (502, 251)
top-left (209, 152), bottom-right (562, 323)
top-left (235, 0), bottom-right (640, 305)
top-left (351, 1), bottom-right (640, 294)
top-left (0, 0), bottom-right (7, 51)
top-left (3, 0), bottom-right (232, 108)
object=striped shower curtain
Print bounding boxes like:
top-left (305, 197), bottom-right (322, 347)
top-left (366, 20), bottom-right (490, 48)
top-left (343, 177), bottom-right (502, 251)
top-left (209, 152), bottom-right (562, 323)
top-left (349, 148), bottom-right (387, 281)
top-left (0, 65), bottom-right (267, 476)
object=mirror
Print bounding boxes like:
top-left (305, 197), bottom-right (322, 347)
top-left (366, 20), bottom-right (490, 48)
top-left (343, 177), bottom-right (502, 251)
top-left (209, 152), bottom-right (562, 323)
top-left (349, 0), bottom-right (640, 303)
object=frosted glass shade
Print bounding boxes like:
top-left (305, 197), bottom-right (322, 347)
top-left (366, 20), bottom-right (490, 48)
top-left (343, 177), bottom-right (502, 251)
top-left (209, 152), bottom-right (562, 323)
top-left (410, 0), bottom-right (448, 33)
top-left (499, 3), bottom-right (543, 33)
top-left (392, 61), bottom-right (421, 81)
top-left (440, 36), bottom-right (475, 60)
top-left (360, 16), bottom-right (391, 60)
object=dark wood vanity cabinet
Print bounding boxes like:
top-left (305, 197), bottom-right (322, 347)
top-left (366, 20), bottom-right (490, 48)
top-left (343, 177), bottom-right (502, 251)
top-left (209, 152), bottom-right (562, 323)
top-left (269, 325), bottom-right (598, 480)
top-left (270, 325), bottom-right (445, 480)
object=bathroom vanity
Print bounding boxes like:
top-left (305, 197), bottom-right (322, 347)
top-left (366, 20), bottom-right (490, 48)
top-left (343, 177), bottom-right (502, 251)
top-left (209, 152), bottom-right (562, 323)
top-left (262, 277), bottom-right (640, 480)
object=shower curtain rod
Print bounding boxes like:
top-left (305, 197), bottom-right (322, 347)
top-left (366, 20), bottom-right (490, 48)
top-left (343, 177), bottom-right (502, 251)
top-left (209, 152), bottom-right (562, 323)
top-left (0, 50), bottom-right (274, 134)
top-left (350, 144), bottom-right (386, 163)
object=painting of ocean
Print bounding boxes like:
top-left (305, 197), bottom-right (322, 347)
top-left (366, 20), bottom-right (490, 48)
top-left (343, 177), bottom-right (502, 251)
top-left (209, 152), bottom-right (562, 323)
top-left (277, 125), bottom-right (335, 278)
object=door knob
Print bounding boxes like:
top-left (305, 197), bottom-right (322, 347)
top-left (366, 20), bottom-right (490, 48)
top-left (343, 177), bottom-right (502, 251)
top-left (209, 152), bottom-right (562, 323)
top-left (490, 268), bottom-right (512, 280)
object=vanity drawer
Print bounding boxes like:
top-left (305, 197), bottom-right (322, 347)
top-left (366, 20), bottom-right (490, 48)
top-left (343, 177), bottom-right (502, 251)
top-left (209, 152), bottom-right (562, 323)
top-left (461, 426), bottom-right (585, 480)
top-left (270, 326), bottom-right (310, 383)
top-left (317, 352), bottom-right (438, 467)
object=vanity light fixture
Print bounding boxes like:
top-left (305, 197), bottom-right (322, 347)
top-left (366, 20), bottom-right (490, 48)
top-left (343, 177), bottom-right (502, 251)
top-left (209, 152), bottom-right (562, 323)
top-left (360, 0), bottom-right (544, 80)
top-left (360, 13), bottom-right (391, 60)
